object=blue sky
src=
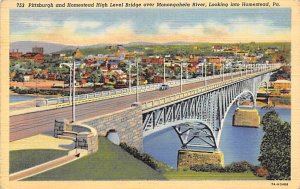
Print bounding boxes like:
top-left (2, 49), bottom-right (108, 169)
top-left (10, 8), bottom-right (291, 45)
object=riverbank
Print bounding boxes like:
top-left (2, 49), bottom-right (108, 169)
top-left (10, 90), bottom-right (61, 98)
top-left (24, 137), bottom-right (261, 180)
top-left (25, 137), bottom-right (165, 180)
top-left (256, 96), bottom-right (291, 108)
top-left (163, 170), bottom-right (262, 180)
top-left (10, 80), bottom-right (64, 89)
top-left (256, 102), bottom-right (290, 108)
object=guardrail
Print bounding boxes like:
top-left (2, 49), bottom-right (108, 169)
top-left (141, 67), bottom-right (279, 111)
top-left (36, 64), bottom-right (280, 108)
top-left (54, 119), bottom-right (98, 154)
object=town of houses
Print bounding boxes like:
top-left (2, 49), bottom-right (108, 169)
top-left (9, 44), bottom-right (290, 94)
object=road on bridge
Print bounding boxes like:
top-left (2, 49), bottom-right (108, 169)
top-left (10, 75), bottom-right (241, 141)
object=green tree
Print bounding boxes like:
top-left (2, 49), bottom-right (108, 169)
top-left (259, 110), bottom-right (291, 180)
top-left (143, 67), bottom-right (155, 83)
top-left (90, 71), bottom-right (101, 90)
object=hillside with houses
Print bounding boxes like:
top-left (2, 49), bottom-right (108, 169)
top-left (9, 42), bottom-right (291, 97)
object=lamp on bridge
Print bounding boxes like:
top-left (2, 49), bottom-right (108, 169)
top-left (128, 60), bottom-right (132, 92)
top-left (222, 62), bottom-right (225, 81)
top-left (134, 56), bottom-right (142, 105)
top-left (59, 63), bottom-right (73, 105)
top-left (180, 58), bottom-right (188, 93)
top-left (204, 61), bottom-right (207, 86)
top-left (163, 58), bottom-right (166, 84)
top-left (180, 62), bottom-right (183, 93)
top-left (69, 48), bottom-right (82, 122)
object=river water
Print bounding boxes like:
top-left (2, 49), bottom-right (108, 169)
top-left (143, 105), bottom-right (291, 168)
top-left (10, 95), bottom-right (38, 103)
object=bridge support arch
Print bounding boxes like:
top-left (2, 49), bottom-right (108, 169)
top-left (172, 119), bottom-right (217, 149)
top-left (142, 72), bottom-right (272, 151)
top-left (82, 106), bottom-right (144, 152)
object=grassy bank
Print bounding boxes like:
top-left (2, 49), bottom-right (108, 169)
top-left (10, 149), bottom-right (68, 174)
top-left (164, 170), bottom-right (263, 180)
top-left (23, 137), bottom-right (263, 180)
top-left (25, 137), bottom-right (165, 180)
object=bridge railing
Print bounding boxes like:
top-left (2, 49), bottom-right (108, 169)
top-left (141, 66), bottom-right (279, 111)
top-left (37, 73), bottom-right (218, 107)
top-left (36, 64), bottom-right (279, 107)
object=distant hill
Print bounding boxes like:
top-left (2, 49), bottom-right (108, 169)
top-left (125, 42), bottom-right (159, 46)
top-left (10, 41), bottom-right (75, 54)
top-left (164, 41), bottom-right (193, 45)
top-left (10, 41), bottom-right (199, 54)
top-left (124, 42), bottom-right (193, 46)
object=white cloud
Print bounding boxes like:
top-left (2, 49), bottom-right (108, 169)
top-left (63, 21), bottom-right (103, 32)
top-left (11, 17), bottom-right (290, 45)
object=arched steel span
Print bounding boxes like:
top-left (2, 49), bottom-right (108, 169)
top-left (258, 81), bottom-right (269, 93)
top-left (142, 73), bottom-right (272, 150)
top-left (236, 90), bottom-right (256, 108)
top-left (172, 119), bottom-right (217, 149)
top-left (259, 81), bottom-right (269, 88)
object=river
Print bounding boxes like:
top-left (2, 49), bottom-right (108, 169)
top-left (143, 105), bottom-right (291, 168)
top-left (10, 95), bottom-right (39, 103)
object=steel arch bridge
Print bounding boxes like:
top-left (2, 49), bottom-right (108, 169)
top-left (142, 73), bottom-right (271, 150)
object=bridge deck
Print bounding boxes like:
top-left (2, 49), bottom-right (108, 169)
top-left (10, 70), bottom-right (274, 141)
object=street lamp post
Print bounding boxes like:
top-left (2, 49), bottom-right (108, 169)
top-left (72, 59), bottom-right (76, 123)
top-left (222, 63), bottom-right (224, 81)
top-left (265, 64), bottom-right (267, 71)
top-left (60, 63), bottom-right (72, 104)
top-left (204, 63), bottom-right (207, 86)
top-left (185, 65), bottom-right (188, 79)
top-left (128, 61), bottom-right (132, 92)
top-left (135, 57), bottom-right (139, 103)
top-left (180, 62), bottom-right (183, 93)
top-left (231, 64), bottom-right (233, 79)
top-left (163, 58), bottom-right (166, 84)
top-left (201, 63), bottom-right (204, 78)
top-left (59, 62), bottom-right (75, 123)
top-left (35, 77), bottom-right (38, 96)
top-left (212, 64), bottom-right (215, 78)
top-left (259, 65), bottom-right (262, 72)
top-left (240, 64), bottom-right (243, 77)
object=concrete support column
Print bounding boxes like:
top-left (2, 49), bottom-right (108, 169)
top-left (177, 150), bottom-right (224, 170)
top-left (233, 108), bottom-right (260, 128)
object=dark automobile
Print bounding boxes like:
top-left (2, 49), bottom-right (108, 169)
top-left (159, 84), bottom-right (170, 90)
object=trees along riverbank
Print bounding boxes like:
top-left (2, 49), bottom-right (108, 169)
top-left (259, 108), bottom-right (291, 180)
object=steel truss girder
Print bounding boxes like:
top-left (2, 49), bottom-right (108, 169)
top-left (173, 120), bottom-right (217, 149)
top-left (142, 74), bottom-right (267, 149)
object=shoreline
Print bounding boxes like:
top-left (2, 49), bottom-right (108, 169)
top-left (10, 90), bottom-right (62, 98)
top-left (256, 101), bottom-right (291, 109)
top-left (256, 104), bottom-right (291, 109)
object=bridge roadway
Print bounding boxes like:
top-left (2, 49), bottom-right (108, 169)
top-left (10, 74), bottom-right (244, 141)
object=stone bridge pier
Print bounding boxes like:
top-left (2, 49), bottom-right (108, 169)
top-left (233, 108), bottom-right (260, 128)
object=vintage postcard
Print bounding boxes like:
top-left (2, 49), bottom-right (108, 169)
top-left (0, 0), bottom-right (299, 188)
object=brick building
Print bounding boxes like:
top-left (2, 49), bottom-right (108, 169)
top-left (32, 47), bottom-right (44, 54)
top-left (22, 53), bottom-right (44, 64)
top-left (10, 49), bottom-right (22, 59)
